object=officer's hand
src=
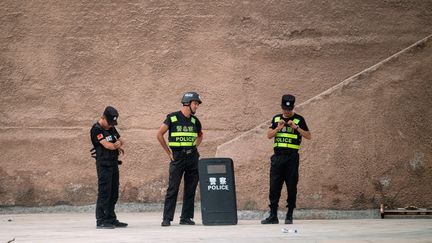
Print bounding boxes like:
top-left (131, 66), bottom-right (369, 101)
top-left (277, 120), bottom-right (285, 130)
top-left (114, 141), bottom-right (121, 149)
top-left (287, 120), bottom-right (299, 129)
top-left (118, 147), bottom-right (125, 155)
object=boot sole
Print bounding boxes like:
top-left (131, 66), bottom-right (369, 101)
top-left (261, 221), bottom-right (279, 224)
top-left (96, 226), bottom-right (115, 229)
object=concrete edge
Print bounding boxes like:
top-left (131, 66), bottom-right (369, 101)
top-left (0, 203), bottom-right (381, 219)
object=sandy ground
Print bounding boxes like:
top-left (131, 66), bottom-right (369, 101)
top-left (1, 212), bottom-right (432, 243)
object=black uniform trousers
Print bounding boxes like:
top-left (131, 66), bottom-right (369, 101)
top-left (269, 151), bottom-right (299, 210)
top-left (96, 160), bottom-right (119, 225)
top-left (163, 149), bottom-right (199, 221)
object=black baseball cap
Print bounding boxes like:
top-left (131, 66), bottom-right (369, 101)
top-left (281, 94), bottom-right (295, 110)
top-left (103, 106), bottom-right (119, 125)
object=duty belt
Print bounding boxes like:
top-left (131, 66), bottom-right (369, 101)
top-left (274, 149), bottom-right (298, 155)
top-left (183, 148), bottom-right (196, 154)
top-left (173, 148), bottom-right (196, 154)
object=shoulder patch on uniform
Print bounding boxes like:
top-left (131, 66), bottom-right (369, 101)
top-left (293, 118), bottom-right (300, 124)
top-left (170, 116), bottom-right (178, 123)
top-left (274, 116), bottom-right (281, 123)
top-left (97, 134), bottom-right (103, 140)
top-left (191, 117), bottom-right (196, 124)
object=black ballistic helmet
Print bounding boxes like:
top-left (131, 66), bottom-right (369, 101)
top-left (103, 106), bottom-right (119, 125)
top-left (281, 94), bottom-right (295, 110)
top-left (181, 92), bottom-right (202, 105)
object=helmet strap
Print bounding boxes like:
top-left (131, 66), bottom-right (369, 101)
top-left (182, 103), bottom-right (196, 115)
top-left (189, 105), bottom-right (195, 115)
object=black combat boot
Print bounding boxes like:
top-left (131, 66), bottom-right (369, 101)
top-left (261, 207), bottom-right (279, 224)
top-left (285, 207), bottom-right (294, 224)
top-left (96, 223), bottom-right (115, 229)
top-left (179, 218), bottom-right (196, 225)
top-left (113, 220), bottom-right (128, 228)
top-left (161, 219), bottom-right (171, 227)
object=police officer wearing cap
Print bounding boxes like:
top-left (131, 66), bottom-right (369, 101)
top-left (261, 94), bottom-right (312, 225)
top-left (157, 92), bottom-right (203, 227)
top-left (90, 106), bottom-right (128, 229)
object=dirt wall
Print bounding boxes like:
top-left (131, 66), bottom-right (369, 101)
top-left (1, 0), bottom-right (431, 208)
top-left (217, 37), bottom-right (432, 210)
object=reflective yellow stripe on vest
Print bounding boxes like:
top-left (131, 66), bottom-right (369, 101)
top-left (275, 133), bottom-right (298, 139)
top-left (168, 141), bottom-right (197, 147)
top-left (171, 132), bottom-right (198, 137)
top-left (273, 143), bottom-right (300, 149)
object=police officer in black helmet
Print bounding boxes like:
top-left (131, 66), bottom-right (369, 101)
top-left (157, 92), bottom-right (203, 227)
top-left (261, 94), bottom-right (312, 225)
top-left (90, 106), bottom-right (128, 229)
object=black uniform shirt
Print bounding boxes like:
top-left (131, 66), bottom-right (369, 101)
top-left (163, 111), bottom-right (202, 150)
top-left (90, 122), bottom-right (120, 161)
top-left (270, 113), bottom-right (309, 153)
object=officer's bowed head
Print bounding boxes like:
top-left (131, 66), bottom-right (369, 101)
top-left (281, 94), bottom-right (295, 110)
top-left (103, 106), bottom-right (119, 126)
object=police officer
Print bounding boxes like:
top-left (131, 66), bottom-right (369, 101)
top-left (157, 92), bottom-right (203, 227)
top-left (261, 94), bottom-right (312, 225)
top-left (90, 106), bottom-right (128, 229)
